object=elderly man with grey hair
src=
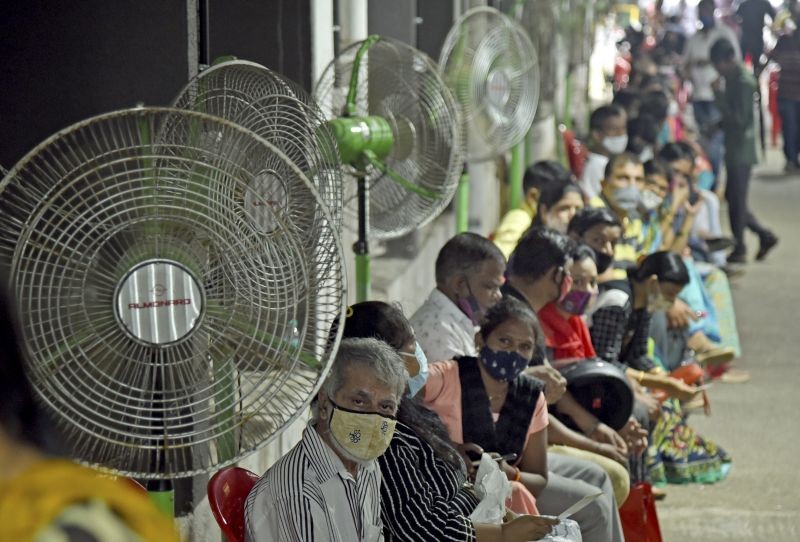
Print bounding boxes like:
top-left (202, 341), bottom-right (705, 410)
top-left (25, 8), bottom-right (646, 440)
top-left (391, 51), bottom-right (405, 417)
top-left (246, 337), bottom-right (408, 542)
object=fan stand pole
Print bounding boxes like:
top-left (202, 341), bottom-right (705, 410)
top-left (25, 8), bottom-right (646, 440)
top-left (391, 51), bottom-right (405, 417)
top-left (509, 141), bottom-right (525, 210)
top-left (354, 176), bottom-right (370, 302)
top-left (146, 354), bottom-right (175, 518)
top-left (456, 164), bottom-right (469, 233)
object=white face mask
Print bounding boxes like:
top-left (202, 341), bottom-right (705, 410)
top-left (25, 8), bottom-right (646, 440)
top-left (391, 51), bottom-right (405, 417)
top-left (640, 190), bottom-right (664, 212)
top-left (639, 146), bottom-right (654, 162)
top-left (603, 134), bottom-right (629, 154)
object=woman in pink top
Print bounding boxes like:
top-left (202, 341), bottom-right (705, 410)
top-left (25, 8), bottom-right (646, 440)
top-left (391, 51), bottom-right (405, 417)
top-left (424, 297), bottom-right (549, 505)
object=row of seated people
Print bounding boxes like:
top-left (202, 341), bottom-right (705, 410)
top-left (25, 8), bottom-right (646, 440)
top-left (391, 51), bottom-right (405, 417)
top-left (243, 23), bottom-right (765, 542)
top-left (244, 205), bottom-right (739, 541)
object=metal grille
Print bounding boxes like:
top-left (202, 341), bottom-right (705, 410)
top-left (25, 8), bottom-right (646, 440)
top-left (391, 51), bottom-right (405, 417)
top-left (0, 107), bottom-right (345, 478)
top-left (171, 60), bottom-right (343, 233)
top-left (439, 6), bottom-right (540, 162)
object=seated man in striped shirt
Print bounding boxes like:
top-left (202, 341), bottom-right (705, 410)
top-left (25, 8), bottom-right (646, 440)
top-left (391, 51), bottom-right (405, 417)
top-left (245, 338), bottom-right (408, 542)
top-left (588, 152), bottom-right (647, 293)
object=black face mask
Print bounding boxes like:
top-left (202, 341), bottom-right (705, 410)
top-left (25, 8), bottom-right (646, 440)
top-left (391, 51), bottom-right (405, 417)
top-left (595, 252), bottom-right (614, 275)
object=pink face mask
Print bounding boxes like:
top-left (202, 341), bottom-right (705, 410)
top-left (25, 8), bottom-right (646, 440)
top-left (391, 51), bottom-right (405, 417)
top-left (560, 289), bottom-right (593, 315)
top-left (558, 274), bottom-right (573, 303)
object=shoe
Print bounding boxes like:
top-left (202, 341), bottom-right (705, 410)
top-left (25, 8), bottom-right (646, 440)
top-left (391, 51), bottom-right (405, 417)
top-left (721, 264), bottom-right (747, 279)
top-left (756, 233), bottom-right (778, 261)
top-left (651, 486), bottom-right (668, 501)
top-left (727, 252), bottom-right (747, 264)
top-left (718, 368), bottom-right (751, 383)
top-left (785, 161), bottom-right (800, 173)
top-left (695, 346), bottom-right (736, 367)
top-left (705, 237), bottom-right (736, 252)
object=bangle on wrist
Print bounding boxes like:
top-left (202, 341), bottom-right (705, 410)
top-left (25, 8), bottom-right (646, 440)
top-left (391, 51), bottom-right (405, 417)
top-left (513, 467), bottom-right (522, 482)
top-left (636, 370), bottom-right (645, 383)
top-left (584, 419), bottom-right (600, 437)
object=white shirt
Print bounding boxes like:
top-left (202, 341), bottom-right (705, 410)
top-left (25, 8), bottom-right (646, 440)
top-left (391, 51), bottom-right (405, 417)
top-left (245, 425), bottom-right (384, 542)
top-left (683, 24), bottom-right (741, 101)
top-left (410, 288), bottom-right (477, 363)
top-left (579, 152), bottom-right (608, 200)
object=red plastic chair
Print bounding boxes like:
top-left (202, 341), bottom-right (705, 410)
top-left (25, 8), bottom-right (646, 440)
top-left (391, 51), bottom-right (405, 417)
top-left (208, 467), bottom-right (260, 542)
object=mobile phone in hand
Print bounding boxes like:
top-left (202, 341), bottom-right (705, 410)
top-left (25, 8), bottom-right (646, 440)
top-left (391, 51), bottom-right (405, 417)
top-left (471, 452), bottom-right (518, 467)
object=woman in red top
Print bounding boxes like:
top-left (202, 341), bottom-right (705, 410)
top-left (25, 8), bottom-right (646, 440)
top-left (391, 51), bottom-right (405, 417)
top-left (538, 243), bottom-right (599, 364)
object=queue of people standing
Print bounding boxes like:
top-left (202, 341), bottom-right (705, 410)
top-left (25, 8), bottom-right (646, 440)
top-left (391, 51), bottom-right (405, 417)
top-left (241, 2), bottom-right (788, 541)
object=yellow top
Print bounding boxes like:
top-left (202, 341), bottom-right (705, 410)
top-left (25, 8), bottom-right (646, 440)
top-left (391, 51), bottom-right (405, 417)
top-left (492, 200), bottom-right (536, 259)
top-left (589, 196), bottom-right (645, 281)
top-left (0, 459), bottom-right (181, 542)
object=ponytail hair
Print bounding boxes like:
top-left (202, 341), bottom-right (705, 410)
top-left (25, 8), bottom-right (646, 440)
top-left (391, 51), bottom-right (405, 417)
top-left (631, 251), bottom-right (690, 285)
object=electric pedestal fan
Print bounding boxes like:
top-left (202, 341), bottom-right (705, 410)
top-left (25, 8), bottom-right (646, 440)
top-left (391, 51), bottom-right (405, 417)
top-left (171, 59), bottom-right (343, 230)
top-left (503, 0), bottom-right (561, 123)
top-left (0, 107), bottom-right (346, 513)
top-left (438, 6), bottom-right (540, 232)
top-left (314, 35), bottom-right (463, 301)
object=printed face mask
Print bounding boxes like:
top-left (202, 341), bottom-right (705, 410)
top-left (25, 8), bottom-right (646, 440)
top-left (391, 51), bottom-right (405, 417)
top-left (640, 190), bottom-right (664, 212)
top-left (479, 345), bottom-right (530, 383)
top-left (602, 134), bottom-right (629, 154)
top-left (595, 252), bottom-right (614, 274)
top-left (405, 342), bottom-right (429, 398)
top-left (612, 185), bottom-right (641, 214)
top-left (328, 401), bottom-right (396, 462)
top-left (560, 289), bottom-right (593, 315)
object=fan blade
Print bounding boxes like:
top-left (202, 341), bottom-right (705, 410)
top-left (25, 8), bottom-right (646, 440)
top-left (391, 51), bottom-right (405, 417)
top-left (362, 150), bottom-right (439, 200)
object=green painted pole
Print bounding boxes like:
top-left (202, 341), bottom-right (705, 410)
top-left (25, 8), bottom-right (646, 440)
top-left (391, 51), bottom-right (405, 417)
top-left (524, 130), bottom-right (533, 171)
top-left (355, 253), bottom-right (371, 302)
top-left (563, 70), bottom-right (574, 131)
top-left (509, 141), bottom-right (525, 210)
top-left (456, 167), bottom-right (469, 233)
top-left (355, 176), bottom-right (370, 302)
top-left (147, 482), bottom-right (175, 519)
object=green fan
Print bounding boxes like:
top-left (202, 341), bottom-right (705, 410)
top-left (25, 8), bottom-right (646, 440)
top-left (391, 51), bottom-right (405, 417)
top-left (315, 36), bottom-right (464, 301)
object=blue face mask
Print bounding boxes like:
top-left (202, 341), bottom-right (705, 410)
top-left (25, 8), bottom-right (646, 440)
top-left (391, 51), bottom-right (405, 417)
top-left (406, 342), bottom-right (429, 398)
top-left (479, 345), bottom-right (529, 383)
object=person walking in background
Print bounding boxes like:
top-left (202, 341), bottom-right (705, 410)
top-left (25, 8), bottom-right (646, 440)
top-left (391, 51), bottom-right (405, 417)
top-left (683, 0), bottom-right (741, 177)
top-left (766, 12), bottom-right (800, 171)
top-left (710, 38), bottom-right (779, 263)
top-left (737, 0), bottom-right (776, 70)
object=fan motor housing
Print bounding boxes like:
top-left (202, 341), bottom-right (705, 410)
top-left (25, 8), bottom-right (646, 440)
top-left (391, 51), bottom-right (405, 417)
top-left (114, 259), bottom-right (205, 346)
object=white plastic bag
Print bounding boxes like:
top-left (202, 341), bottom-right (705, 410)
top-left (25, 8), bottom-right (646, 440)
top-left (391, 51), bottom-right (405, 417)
top-left (539, 518), bottom-right (582, 541)
top-left (468, 453), bottom-right (512, 524)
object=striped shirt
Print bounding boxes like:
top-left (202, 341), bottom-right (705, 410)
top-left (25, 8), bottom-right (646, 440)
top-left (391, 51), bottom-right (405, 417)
top-left (379, 421), bottom-right (478, 542)
top-left (245, 425), bottom-right (384, 542)
top-left (589, 196), bottom-right (645, 281)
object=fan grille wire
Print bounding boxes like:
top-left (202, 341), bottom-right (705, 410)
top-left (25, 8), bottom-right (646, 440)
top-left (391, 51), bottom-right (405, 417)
top-left (439, 6), bottom-right (540, 162)
top-left (0, 107), bottom-right (346, 478)
top-left (172, 60), bottom-right (343, 232)
top-left (314, 37), bottom-right (464, 240)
